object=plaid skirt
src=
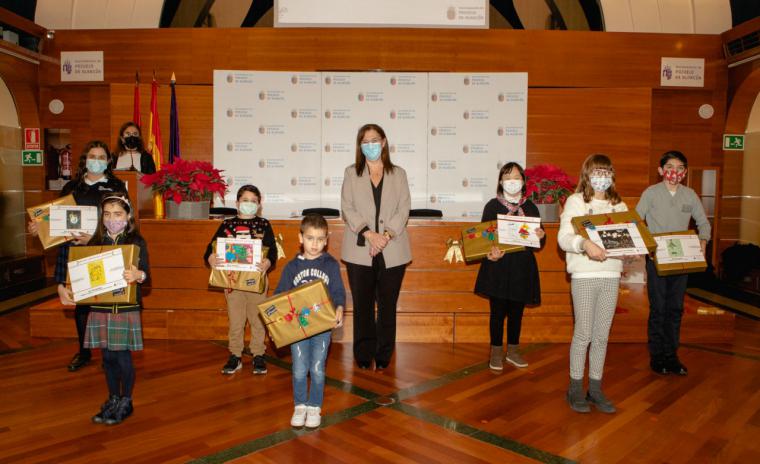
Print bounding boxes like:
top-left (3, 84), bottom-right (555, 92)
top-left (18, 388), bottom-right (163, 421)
top-left (84, 311), bottom-right (144, 351)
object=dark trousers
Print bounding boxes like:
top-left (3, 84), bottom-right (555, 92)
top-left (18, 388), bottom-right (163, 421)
top-left (489, 298), bottom-right (526, 346)
top-left (346, 259), bottom-right (406, 366)
top-left (645, 258), bottom-right (689, 362)
top-left (75, 305), bottom-right (91, 359)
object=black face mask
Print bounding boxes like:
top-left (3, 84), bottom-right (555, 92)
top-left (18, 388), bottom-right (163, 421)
top-left (124, 135), bottom-right (141, 150)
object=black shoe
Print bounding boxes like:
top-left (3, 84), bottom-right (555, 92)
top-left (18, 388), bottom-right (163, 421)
top-left (650, 360), bottom-right (669, 375)
top-left (92, 395), bottom-right (119, 424)
top-left (105, 397), bottom-right (133, 425)
top-left (252, 355), bottom-right (267, 375)
top-left (221, 355), bottom-right (242, 375)
top-left (375, 361), bottom-right (389, 370)
top-left (68, 353), bottom-right (91, 372)
top-left (668, 359), bottom-right (688, 376)
top-left (357, 361), bottom-right (371, 369)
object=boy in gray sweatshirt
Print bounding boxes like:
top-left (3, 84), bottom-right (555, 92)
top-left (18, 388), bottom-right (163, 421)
top-left (636, 150), bottom-right (711, 376)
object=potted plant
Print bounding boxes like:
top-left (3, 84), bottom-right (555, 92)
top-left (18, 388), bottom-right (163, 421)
top-left (524, 164), bottom-right (576, 222)
top-left (140, 159), bottom-right (228, 219)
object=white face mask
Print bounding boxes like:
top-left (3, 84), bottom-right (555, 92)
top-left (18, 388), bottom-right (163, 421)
top-left (501, 180), bottom-right (523, 196)
top-left (590, 176), bottom-right (612, 193)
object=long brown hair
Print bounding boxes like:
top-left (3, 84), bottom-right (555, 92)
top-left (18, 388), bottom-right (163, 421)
top-left (576, 153), bottom-right (622, 205)
top-left (92, 191), bottom-right (140, 245)
top-left (354, 123), bottom-right (394, 176)
top-left (73, 140), bottom-right (115, 184)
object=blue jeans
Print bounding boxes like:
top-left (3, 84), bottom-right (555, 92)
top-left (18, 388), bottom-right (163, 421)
top-left (291, 330), bottom-right (331, 407)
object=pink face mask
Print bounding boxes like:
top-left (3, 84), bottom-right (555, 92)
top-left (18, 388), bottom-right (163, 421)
top-left (663, 169), bottom-right (686, 184)
top-left (105, 219), bottom-right (128, 235)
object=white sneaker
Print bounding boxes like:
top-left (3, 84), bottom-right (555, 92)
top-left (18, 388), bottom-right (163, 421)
top-left (290, 404), bottom-right (307, 427)
top-left (305, 406), bottom-right (321, 428)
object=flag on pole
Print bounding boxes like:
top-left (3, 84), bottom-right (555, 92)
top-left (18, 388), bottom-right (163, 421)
top-left (169, 72), bottom-right (181, 164)
top-left (133, 71), bottom-right (141, 127)
top-left (148, 72), bottom-right (164, 218)
top-left (147, 73), bottom-right (163, 171)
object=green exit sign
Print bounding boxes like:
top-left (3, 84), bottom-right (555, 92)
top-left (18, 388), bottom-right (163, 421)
top-left (723, 134), bottom-right (745, 151)
top-left (22, 150), bottom-right (43, 166)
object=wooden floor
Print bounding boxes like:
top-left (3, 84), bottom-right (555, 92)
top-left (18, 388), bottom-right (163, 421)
top-left (1, 307), bottom-right (759, 464)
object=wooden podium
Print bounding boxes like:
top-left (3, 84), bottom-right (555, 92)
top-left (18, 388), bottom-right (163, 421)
top-left (113, 170), bottom-right (156, 220)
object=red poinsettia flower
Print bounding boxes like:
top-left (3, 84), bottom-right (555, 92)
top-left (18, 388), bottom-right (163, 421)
top-left (524, 164), bottom-right (577, 206)
top-left (141, 159), bottom-right (229, 204)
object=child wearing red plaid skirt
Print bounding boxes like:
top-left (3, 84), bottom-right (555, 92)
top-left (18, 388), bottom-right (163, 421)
top-left (82, 192), bottom-right (150, 425)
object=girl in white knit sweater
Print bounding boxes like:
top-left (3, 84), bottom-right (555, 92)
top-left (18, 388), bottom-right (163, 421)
top-left (558, 154), bottom-right (627, 414)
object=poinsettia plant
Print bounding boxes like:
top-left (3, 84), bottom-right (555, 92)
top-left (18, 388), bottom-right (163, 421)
top-left (524, 164), bottom-right (576, 206)
top-left (140, 159), bottom-right (228, 204)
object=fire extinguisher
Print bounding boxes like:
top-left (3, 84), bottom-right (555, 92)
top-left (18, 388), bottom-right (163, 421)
top-left (59, 144), bottom-right (72, 180)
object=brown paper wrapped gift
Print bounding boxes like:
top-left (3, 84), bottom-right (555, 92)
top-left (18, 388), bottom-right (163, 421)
top-left (26, 194), bottom-right (77, 250)
top-left (208, 246), bottom-right (269, 293)
top-left (652, 230), bottom-right (707, 276)
top-left (571, 210), bottom-right (657, 254)
top-left (461, 221), bottom-right (524, 263)
top-left (257, 279), bottom-right (336, 348)
top-left (67, 245), bottom-right (140, 305)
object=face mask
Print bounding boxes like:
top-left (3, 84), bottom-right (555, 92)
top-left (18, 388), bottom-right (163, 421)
top-left (239, 201), bottom-right (258, 216)
top-left (104, 219), bottom-right (127, 235)
top-left (663, 169), bottom-right (686, 184)
top-left (501, 180), bottom-right (523, 196)
top-left (124, 135), bottom-right (140, 150)
top-left (589, 176), bottom-right (612, 193)
top-left (361, 142), bottom-right (382, 161)
top-left (86, 158), bottom-right (108, 174)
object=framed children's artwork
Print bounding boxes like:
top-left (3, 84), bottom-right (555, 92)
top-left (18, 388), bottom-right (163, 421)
top-left (585, 223), bottom-right (649, 256)
top-left (49, 205), bottom-right (98, 237)
top-left (68, 248), bottom-right (128, 302)
top-left (497, 214), bottom-right (541, 248)
top-left (215, 238), bottom-right (262, 271)
top-left (654, 234), bottom-right (704, 264)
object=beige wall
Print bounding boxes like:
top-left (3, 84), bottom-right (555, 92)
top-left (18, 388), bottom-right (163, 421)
top-left (740, 93), bottom-right (760, 245)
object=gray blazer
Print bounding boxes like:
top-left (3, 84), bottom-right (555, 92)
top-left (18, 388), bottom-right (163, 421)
top-left (340, 164), bottom-right (412, 268)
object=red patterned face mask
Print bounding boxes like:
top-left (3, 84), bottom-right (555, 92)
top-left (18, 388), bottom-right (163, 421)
top-left (663, 169), bottom-right (686, 184)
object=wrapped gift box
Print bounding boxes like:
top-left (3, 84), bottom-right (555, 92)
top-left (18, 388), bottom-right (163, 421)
top-left (652, 230), bottom-right (707, 276)
top-left (209, 246), bottom-right (268, 293)
top-left (461, 220), bottom-right (524, 263)
top-left (257, 279), bottom-right (336, 348)
top-left (571, 210), bottom-right (656, 254)
top-left (67, 245), bottom-right (140, 304)
top-left (26, 194), bottom-right (77, 250)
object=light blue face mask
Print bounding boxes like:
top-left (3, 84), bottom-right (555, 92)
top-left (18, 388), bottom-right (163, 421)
top-left (86, 158), bottom-right (108, 174)
top-left (361, 142), bottom-right (382, 161)
top-left (238, 201), bottom-right (258, 216)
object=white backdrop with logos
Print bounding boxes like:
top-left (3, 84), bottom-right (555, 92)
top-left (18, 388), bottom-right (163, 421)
top-left (213, 70), bottom-right (527, 219)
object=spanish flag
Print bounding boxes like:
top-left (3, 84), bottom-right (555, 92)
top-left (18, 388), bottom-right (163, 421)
top-left (147, 73), bottom-right (164, 217)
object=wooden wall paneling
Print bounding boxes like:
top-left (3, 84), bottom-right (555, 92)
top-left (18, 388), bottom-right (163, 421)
top-left (527, 88), bottom-right (652, 197)
top-left (39, 29), bottom-right (723, 89)
top-left (110, 83), bottom-right (212, 162)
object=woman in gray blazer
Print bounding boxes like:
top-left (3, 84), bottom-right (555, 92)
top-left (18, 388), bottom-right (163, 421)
top-left (341, 123), bottom-right (411, 370)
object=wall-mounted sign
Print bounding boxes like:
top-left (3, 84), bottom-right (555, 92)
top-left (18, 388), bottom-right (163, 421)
top-left (275, 0), bottom-right (488, 28)
top-left (24, 128), bottom-right (40, 149)
top-left (60, 51), bottom-right (104, 82)
top-left (660, 57), bottom-right (704, 88)
top-left (22, 150), bottom-right (43, 166)
top-left (723, 134), bottom-right (745, 151)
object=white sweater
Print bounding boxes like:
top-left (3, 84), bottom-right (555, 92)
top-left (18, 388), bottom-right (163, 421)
top-left (558, 193), bottom-right (628, 279)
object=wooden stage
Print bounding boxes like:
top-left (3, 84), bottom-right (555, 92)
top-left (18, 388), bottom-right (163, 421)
top-left (29, 218), bottom-right (735, 345)
top-left (1, 306), bottom-right (759, 463)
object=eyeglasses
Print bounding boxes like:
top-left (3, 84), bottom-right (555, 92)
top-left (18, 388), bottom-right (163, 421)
top-left (591, 168), bottom-right (614, 178)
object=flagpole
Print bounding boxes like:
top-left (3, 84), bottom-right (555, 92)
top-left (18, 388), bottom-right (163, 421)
top-left (150, 70), bottom-right (165, 219)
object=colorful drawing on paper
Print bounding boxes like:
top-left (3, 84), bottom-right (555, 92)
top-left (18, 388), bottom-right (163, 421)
top-left (87, 260), bottom-right (106, 287)
top-left (480, 224), bottom-right (496, 241)
top-left (666, 238), bottom-right (684, 257)
top-left (225, 243), bottom-right (254, 265)
top-left (518, 223), bottom-right (531, 239)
